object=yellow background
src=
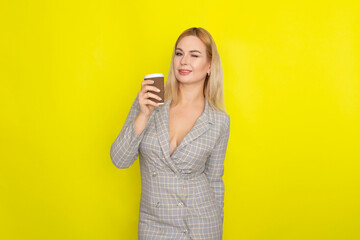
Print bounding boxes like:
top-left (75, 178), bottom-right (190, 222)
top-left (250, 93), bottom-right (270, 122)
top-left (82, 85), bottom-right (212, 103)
top-left (1, 0), bottom-right (359, 239)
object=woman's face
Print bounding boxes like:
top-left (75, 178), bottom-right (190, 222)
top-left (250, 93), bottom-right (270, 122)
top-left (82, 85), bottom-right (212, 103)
top-left (173, 36), bottom-right (211, 85)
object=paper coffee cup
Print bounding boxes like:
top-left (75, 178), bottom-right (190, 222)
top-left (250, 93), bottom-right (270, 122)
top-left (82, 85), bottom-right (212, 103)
top-left (144, 73), bottom-right (164, 105)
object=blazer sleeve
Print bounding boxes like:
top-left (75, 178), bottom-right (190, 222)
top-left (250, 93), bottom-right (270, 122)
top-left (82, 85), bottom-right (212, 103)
top-left (110, 95), bottom-right (147, 169)
top-left (204, 115), bottom-right (230, 223)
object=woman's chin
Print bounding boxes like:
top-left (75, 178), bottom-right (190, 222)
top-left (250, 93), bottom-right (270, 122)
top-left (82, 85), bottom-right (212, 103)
top-left (176, 74), bottom-right (193, 81)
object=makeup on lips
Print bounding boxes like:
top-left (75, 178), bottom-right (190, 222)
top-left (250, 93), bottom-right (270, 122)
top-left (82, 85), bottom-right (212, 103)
top-left (179, 69), bottom-right (192, 75)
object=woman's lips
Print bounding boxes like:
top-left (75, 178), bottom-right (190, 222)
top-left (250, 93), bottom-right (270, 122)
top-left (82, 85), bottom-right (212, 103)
top-left (179, 70), bottom-right (192, 75)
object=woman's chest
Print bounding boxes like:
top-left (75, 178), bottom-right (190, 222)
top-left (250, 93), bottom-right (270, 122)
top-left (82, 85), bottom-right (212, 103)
top-left (168, 107), bottom-right (202, 156)
top-left (139, 109), bottom-right (218, 170)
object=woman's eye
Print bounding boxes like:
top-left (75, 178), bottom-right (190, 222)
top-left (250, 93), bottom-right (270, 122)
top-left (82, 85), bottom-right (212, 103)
top-left (175, 52), bottom-right (198, 58)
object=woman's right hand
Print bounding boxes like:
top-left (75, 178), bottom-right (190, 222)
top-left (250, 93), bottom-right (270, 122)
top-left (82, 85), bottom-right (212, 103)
top-left (137, 79), bottom-right (162, 118)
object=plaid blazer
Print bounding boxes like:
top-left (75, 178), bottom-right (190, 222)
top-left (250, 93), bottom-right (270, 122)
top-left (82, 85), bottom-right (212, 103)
top-left (110, 95), bottom-right (230, 239)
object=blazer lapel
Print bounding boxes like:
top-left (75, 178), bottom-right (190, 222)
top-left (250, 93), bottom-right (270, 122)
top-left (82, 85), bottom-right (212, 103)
top-left (173, 98), bottom-right (214, 154)
top-left (155, 98), bottom-right (215, 173)
top-left (155, 100), bottom-right (177, 173)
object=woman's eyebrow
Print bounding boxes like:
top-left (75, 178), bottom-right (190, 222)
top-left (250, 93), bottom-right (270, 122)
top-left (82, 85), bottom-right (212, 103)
top-left (176, 48), bottom-right (201, 54)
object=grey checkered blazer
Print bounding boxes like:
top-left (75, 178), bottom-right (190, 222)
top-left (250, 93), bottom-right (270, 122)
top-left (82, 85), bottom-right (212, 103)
top-left (110, 95), bottom-right (230, 239)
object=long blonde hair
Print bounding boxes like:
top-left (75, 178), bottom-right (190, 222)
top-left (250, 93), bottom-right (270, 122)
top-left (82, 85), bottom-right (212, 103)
top-left (164, 27), bottom-right (227, 113)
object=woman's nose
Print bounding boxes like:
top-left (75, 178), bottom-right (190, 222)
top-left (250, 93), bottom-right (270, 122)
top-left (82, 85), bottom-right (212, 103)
top-left (180, 54), bottom-right (189, 65)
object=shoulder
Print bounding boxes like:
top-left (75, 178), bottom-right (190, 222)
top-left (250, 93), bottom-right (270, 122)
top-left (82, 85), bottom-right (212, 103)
top-left (211, 109), bottom-right (230, 133)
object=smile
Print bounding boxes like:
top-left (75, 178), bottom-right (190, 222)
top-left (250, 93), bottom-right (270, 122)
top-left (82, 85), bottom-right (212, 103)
top-left (179, 71), bottom-right (191, 75)
top-left (179, 69), bottom-right (192, 75)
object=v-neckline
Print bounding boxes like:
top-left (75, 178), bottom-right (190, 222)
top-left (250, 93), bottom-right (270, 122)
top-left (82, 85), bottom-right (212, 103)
top-left (167, 98), bottom-right (207, 157)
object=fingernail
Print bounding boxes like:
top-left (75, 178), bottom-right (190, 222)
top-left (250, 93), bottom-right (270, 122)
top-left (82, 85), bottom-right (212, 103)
top-left (151, 80), bottom-right (154, 83)
top-left (157, 89), bottom-right (160, 92)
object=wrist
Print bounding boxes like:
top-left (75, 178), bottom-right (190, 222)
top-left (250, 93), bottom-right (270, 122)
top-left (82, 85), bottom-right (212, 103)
top-left (137, 112), bottom-right (150, 120)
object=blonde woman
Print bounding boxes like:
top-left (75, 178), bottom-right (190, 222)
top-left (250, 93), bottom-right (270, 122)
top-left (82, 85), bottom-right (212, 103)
top-left (110, 27), bottom-right (230, 239)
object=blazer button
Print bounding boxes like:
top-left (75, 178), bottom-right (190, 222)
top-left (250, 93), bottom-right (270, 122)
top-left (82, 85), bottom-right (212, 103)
top-left (155, 202), bottom-right (160, 208)
top-left (151, 171), bottom-right (157, 177)
top-left (183, 229), bottom-right (188, 234)
top-left (177, 201), bottom-right (184, 207)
